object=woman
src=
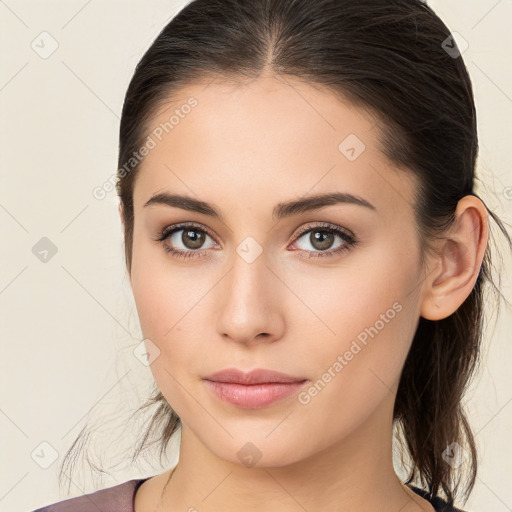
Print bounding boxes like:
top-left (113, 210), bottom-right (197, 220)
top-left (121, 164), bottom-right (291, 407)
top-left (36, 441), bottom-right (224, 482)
top-left (32, 0), bottom-right (511, 511)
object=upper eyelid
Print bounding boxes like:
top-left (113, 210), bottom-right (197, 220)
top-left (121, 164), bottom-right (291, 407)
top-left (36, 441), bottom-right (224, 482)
top-left (294, 222), bottom-right (353, 238)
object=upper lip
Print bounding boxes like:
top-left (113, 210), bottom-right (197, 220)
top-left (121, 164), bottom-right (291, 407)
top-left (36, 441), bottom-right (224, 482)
top-left (204, 368), bottom-right (307, 385)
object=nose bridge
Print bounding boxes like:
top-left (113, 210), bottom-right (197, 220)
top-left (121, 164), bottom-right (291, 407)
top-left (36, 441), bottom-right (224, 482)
top-left (226, 242), bottom-right (270, 314)
top-left (215, 238), bottom-right (283, 343)
top-left (226, 229), bottom-right (270, 298)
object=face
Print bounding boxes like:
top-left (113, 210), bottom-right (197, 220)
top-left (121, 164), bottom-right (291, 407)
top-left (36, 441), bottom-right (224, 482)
top-left (128, 75), bottom-right (430, 468)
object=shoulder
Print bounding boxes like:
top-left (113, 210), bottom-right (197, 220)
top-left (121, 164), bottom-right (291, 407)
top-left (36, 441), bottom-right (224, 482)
top-left (29, 478), bottom-right (147, 512)
top-left (408, 484), bottom-right (468, 512)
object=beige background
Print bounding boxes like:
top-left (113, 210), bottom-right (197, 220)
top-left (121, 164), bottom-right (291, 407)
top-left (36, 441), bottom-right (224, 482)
top-left (0, 1), bottom-right (511, 511)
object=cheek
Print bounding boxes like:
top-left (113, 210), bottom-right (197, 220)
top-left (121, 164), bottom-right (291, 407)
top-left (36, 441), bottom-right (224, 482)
top-left (130, 256), bottom-right (204, 416)
top-left (131, 272), bottom-right (195, 344)
top-left (130, 266), bottom-right (171, 339)
top-left (290, 240), bottom-right (418, 340)
top-left (130, 236), bottom-right (198, 338)
top-left (290, 283), bottom-right (418, 452)
top-left (293, 241), bottom-right (421, 396)
top-left (129, 243), bottom-right (217, 394)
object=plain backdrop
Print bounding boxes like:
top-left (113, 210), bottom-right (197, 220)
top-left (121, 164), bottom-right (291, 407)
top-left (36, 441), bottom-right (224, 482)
top-left (0, 1), bottom-right (511, 511)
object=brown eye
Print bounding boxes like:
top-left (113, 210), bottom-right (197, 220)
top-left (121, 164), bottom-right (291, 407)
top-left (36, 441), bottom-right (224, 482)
top-left (181, 229), bottom-right (207, 249)
top-left (291, 224), bottom-right (356, 259)
top-left (308, 230), bottom-right (336, 251)
top-left (155, 223), bottom-right (218, 259)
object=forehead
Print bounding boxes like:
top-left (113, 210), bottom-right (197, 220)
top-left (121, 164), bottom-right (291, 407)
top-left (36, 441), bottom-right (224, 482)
top-left (132, 75), bottom-right (417, 220)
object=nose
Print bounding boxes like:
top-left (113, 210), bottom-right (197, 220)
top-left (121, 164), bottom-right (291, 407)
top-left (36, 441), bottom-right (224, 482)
top-left (215, 247), bottom-right (285, 346)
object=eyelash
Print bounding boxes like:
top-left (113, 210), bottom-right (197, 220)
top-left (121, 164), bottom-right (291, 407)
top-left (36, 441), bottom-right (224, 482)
top-left (153, 221), bottom-right (357, 260)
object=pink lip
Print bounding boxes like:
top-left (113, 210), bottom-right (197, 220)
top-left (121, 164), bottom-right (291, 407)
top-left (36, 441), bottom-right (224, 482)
top-left (203, 368), bottom-right (308, 409)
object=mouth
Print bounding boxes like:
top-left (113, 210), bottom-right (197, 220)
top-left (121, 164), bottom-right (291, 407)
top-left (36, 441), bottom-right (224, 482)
top-left (203, 368), bottom-right (308, 409)
top-left (204, 367), bottom-right (307, 384)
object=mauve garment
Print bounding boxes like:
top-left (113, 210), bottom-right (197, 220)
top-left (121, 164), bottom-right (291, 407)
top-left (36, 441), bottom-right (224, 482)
top-left (29, 479), bottom-right (467, 511)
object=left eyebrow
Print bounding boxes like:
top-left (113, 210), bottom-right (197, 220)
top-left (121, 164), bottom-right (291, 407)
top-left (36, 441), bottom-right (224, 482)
top-left (143, 191), bottom-right (376, 221)
top-left (273, 192), bottom-right (377, 220)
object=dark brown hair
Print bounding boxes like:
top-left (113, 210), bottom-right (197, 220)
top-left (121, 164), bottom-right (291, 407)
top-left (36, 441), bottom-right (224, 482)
top-left (61, 0), bottom-right (511, 507)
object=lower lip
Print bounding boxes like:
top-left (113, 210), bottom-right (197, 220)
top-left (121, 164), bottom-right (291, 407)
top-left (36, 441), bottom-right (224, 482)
top-left (204, 380), bottom-right (307, 409)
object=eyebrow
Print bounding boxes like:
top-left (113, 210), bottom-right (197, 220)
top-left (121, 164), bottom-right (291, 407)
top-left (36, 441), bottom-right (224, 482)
top-left (143, 191), bottom-right (376, 221)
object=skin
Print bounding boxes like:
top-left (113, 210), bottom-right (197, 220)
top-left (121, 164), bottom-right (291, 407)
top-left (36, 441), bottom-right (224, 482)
top-left (123, 73), bottom-right (489, 512)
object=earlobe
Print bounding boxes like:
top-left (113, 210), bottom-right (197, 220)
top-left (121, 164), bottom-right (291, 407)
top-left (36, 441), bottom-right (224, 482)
top-left (420, 195), bottom-right (489, 321)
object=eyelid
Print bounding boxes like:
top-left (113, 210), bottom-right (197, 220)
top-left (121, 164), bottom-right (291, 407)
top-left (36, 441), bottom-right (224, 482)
top-left (157, 221), bottom-right (220, 245)
top-left (291, 221), bottom-right (354, 241)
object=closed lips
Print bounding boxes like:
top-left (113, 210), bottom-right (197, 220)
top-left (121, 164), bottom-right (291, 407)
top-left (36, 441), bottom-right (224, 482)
top-left (203, 368), bottom-right (307, 385)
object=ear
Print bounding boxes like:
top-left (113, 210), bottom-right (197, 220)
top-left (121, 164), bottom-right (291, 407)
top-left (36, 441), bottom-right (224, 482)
top-left (420, 195), bottom-right (489, 321)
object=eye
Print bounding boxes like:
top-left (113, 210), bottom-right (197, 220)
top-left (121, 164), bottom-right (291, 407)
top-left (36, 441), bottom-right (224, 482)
top-left (153, 222), bottom-right (218, 260)
top-left (290, 222), bottom-right (357, 259)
